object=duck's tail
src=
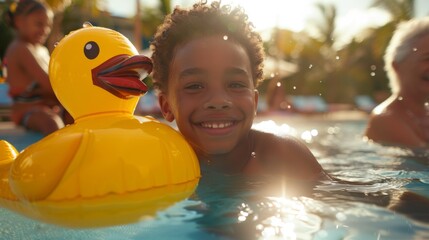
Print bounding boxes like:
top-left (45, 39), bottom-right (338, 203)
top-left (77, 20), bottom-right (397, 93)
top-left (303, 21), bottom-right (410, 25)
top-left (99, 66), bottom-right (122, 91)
top-left (0, 140), bottom-right (19, 200)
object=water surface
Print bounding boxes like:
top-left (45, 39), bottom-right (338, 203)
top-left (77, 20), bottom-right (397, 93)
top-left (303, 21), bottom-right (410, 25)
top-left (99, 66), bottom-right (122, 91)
top-left (1, 117), bottom-right (428, 239)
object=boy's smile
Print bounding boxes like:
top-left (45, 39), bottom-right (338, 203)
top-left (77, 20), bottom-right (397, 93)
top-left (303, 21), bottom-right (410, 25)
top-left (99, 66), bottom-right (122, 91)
top-left (159, 35), bottom-right (258, 156)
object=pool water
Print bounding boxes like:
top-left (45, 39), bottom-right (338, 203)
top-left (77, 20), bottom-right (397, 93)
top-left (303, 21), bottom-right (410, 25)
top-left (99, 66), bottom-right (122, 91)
top-left (1, 117), bottom-right (429, 240)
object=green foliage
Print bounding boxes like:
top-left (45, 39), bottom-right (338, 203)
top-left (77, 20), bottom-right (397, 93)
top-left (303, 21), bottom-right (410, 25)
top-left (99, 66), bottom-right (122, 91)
top-left (262, 0), bottom-right (418, 104)
top-left (0, 2), bottom-right (15, 60)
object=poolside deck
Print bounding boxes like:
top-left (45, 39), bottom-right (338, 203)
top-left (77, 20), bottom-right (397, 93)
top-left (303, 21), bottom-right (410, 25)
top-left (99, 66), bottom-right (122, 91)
top-left (0, 121), bottom-right (23, 133)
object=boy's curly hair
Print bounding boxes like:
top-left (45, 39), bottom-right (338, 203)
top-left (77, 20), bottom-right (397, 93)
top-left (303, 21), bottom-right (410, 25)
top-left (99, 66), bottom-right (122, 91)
top-left (150, 1), bottom-right (265, 93)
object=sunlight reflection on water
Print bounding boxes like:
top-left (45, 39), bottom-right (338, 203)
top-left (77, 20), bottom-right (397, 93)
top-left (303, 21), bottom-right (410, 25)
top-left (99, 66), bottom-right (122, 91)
top-left (1, 118), bottom-right (429, 240)
top-left (248, 118), bottom-right (429, 239)
top-left (252, 120), bottom-right (297, 137)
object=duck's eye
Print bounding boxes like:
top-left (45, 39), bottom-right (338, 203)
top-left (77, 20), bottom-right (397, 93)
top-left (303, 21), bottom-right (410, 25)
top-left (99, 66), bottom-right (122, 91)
top-left (84, 41), bottom-right (99, 59)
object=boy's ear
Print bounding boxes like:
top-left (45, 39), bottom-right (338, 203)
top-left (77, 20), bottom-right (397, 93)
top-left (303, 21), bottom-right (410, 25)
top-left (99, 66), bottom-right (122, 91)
top-left (158, 93), bottom-right (175, 122)
top-left (254, 89), bottom-right (259, 115)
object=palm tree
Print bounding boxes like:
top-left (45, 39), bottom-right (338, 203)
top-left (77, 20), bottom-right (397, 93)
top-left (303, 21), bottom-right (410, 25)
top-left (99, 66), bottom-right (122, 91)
top-left (137, 0), bottom-right (173, 50)
top-left (372, 0), bottom-right (414, 21)
top-left (314, 3), bottom-right (337, 48)
top-left (159, 0), bottom-right (172, 15)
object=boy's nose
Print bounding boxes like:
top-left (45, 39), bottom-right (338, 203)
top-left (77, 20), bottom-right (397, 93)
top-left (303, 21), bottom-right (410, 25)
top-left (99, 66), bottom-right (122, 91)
top-left (204, 92), bottom-right (232, 110)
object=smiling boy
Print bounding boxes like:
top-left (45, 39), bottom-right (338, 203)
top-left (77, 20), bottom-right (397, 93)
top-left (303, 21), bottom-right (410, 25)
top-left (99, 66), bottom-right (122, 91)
top-left (150, 1), bottom-right (327, 181)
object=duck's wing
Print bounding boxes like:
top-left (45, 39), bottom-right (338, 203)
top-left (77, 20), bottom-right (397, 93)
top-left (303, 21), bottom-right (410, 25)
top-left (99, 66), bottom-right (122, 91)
top-left (9, 131), bottom-right (84, 201)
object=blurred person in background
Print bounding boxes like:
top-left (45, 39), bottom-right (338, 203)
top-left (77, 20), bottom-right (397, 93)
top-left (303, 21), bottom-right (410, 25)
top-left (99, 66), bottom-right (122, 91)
top-left (3, 0), bottom-right (72, 135)
top-left (365, 17), bottom-right (429, 148)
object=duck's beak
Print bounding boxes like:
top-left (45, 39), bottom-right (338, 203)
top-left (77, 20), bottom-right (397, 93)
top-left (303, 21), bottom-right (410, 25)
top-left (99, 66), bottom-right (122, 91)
top-left (92, 54), bottom-right (153, 99)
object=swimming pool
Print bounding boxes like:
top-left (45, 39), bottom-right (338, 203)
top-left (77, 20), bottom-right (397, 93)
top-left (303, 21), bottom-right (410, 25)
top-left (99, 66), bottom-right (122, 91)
top-left (1, 115), bottom-right (428, 239)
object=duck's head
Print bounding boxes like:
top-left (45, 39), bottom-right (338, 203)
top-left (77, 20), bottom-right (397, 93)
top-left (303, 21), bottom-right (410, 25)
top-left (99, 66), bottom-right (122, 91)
top-left (49, 23), bottom-right (152, 120)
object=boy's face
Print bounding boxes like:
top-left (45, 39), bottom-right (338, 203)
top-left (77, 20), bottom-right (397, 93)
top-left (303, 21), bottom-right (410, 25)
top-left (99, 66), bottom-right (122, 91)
top-left (159, 35), bottom-right (258, 156)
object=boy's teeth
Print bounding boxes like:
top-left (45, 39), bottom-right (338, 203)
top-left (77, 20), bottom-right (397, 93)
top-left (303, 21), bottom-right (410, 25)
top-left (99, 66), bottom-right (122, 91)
top-left (201, 122), bottom-right (232, 129)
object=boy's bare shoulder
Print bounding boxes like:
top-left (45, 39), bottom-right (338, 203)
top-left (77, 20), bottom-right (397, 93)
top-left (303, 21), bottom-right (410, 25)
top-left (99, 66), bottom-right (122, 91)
top-left (250, 129), bottom-right (325, 180)
top-left (252, 129), bottom-right (304, 150)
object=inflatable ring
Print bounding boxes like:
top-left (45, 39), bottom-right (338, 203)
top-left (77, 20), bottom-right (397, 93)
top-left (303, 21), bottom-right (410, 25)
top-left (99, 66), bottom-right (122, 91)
top-left (0, 23), bottom-right (200, 228)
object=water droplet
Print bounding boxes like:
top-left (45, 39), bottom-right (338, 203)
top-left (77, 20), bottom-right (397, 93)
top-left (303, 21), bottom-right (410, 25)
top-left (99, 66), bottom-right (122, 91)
top-left (311, 129), bottom-right (318, 136)
top-left (336, 212), bottom-right (347, 221)
top-left (223, 35), bottom-right (228, 40)
top-left (301, 131), bottom-right (313, 143)
top-left (370, 65), bottom-right (376, 70)
top-left (83, 21), bottom-right (93, 28)
top-left (293, 86), bottom-right (297, 90)
top-left (398, 96), bottom-right (403, 101)
top-left (309, 64), bottom-right (313, 69)
top-left (370, 72), bottom-right (375, 77)
top-left (270, 73), bottom-right (275, 78)
top-left (336, 56), bottom-right (340, 60)
top-left (413, 48), bottom-right (418, 52)
top-left (251, 152), bottom-right (256, 158)
top-left (54, 42), bottom-right (59, 47)
top-left (276, 82), bottom-right (281, 87)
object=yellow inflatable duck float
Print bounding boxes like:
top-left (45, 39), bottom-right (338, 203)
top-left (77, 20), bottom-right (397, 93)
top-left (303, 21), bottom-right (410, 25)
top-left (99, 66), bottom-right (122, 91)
top-left (0, 23), bottom-right (200, 228)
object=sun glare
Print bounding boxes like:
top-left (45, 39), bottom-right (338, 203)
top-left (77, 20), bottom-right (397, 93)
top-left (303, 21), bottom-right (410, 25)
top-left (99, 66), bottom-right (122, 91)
top-left (104, 0), bottom-right (401, 47)
top-left (211, 0), bottom-right (393, 45)
top-left (219, 0), bottom-right (313, 32)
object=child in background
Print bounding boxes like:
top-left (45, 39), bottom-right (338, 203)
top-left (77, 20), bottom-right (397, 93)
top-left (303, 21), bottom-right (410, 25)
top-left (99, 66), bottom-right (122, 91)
top-left (150, 1), bottom-right (328, 181)
top-left (3, 0), bottom-right (71, 135)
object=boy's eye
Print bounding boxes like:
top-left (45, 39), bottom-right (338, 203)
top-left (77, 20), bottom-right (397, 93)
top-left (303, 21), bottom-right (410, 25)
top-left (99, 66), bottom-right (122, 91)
top-left (229, 82), bottom-right (247, 88)
top-left (184, 83), bottom-right (204, 90)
